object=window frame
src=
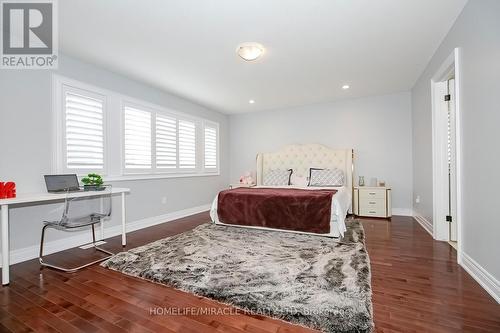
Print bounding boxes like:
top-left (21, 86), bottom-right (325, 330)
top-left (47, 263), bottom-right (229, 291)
top-left (53, 74), bottom-right (220, 180)
top-left (121, 100), bottom-right (154, 175)
top-left (177, 116), bottom-right (200, 172)
top-left (53, 76), bottom-right (109, 175)
top-left (155, 112), bottom-right (179, 172)
top-left (202, 120), bottom-right (220, 173)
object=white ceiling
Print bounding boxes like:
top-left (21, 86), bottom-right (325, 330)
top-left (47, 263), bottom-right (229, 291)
top-left (60, 0), bottom-right (467, 114)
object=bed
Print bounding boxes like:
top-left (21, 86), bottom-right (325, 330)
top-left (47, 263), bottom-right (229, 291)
top-left (210, 144), bottom-right (354, 238)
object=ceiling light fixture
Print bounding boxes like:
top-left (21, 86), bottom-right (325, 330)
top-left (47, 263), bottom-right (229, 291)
top-left (237, 43), bottom-right (264, 61)
top-left (249, 99), bottom-right (255, 104)
top-left (342, 85), bottom-right (350, 90)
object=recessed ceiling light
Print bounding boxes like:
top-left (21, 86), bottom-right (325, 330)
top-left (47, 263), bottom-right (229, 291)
top-left (237, 43), bottom-right (264, 61)
top-left (249, 99), bottom-right (255, 104)
top-left (342, 85), bottom-right (350, 90)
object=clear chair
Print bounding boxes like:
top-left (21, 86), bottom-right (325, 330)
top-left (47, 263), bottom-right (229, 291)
top-left (39, 185), bottom-right (114, 272)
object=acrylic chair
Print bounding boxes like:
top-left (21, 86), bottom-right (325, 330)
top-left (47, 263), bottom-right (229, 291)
top-left (39, 185), bottom-right (114, 272)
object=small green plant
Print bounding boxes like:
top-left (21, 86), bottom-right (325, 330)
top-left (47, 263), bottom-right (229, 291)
top-left (81, 173), bottom-right (104, 186)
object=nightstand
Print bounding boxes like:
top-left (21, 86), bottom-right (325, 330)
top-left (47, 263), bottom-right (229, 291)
top-left (353, 186), bottom-right (392, 218)
top-left (229, 183), bottom-right (256, 189)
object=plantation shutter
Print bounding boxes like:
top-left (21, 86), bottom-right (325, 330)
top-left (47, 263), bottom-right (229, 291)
top-left (156, 114), bottom-right (177, 169)
top-left (64, 91), bottom-right (104, 170)
top-left (124, 106), bottom-right (152, 169)
top-left (178, 119), bottom-right (196, 169)
top-left (204, 125), bottom-right (217, 169)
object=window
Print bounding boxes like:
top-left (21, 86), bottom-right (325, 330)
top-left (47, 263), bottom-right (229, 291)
top-left (62, 86), bottom-right (105, 172)
top-left (121, 105), bottom-right (220, 175)
top-left (204, 124), bottom-right (218, 170)
top-left (54, 75), bottom-right (219, 179)
top-left (156, 114), bottom-right (177, 169)
top-left (178, 119), bottom-right (196, 169)
top-left (124, 105), bottom-right (152, 170)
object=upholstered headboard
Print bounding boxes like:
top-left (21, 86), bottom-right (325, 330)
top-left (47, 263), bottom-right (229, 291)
top-left (256, 144), bottom-right (354, 192)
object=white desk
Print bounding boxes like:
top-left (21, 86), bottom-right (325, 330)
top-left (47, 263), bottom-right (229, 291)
top-left (0, 187), bottom-right (130, 285)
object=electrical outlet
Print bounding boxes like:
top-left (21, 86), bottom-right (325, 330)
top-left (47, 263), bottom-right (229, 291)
top-left (161, 197), bottom-right (167, 204)
top-left (415, 195), bottom-right (421, 204)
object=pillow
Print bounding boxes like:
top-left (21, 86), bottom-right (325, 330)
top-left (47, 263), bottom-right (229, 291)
top-left (263, 169), bottom-right (292, 186)
top-left (290, 173), bottom-right (308, 187)
top-left (308, 168), bottom-right (344, 187)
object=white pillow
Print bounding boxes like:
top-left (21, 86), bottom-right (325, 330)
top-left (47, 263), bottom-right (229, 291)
top-left (308, 168), bottom-right (344, 187)
top-left (290, 173), bottom-right (308, 187)
top-left (263, 169), bottom-right (292, 186)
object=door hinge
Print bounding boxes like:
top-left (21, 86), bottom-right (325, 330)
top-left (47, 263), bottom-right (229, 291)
top-left (446, 215), bottom-right (453, 222)
top-left (444, 94), bottom-right (451, 101)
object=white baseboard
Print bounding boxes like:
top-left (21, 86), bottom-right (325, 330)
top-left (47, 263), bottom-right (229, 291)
top-left (2, 204), bottom-right (211, 267)
top-left (460, 251), bottom-right (500, 304)
top-left (412, 213), bottom-right (433, 237)
top-left (392, 208), bottom-right (413, 216)
top-left (410, 211), bottom-right (499, 304)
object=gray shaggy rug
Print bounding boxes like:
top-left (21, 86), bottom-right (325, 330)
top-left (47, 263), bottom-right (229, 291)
top-left (102, 220), bottom-right (373, 333)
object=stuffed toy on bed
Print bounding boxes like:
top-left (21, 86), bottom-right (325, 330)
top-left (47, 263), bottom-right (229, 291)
top-left (239, 171), bottom-right (255, 185)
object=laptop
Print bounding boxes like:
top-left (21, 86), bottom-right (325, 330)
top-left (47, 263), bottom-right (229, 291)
top-left (44, 174), bottom-right (83, 193)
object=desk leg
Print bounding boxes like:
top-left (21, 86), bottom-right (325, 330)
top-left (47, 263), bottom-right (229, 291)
top-left (121, 193), bottom-right (126, 247)
top-left (1, 205), bottom-right (9, 285)
top-left (99, 197), bottom-right (105, 241)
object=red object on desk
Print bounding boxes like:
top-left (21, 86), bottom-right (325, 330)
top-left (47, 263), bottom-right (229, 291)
top-left (0, 182), bottom-right (16, 199)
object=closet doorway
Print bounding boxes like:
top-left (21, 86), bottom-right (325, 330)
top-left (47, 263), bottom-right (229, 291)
top-left (431, 48), bottom-right (463, 262)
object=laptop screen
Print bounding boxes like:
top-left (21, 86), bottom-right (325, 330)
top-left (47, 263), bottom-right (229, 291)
top-left (44, 174), bottom-right (80, 192)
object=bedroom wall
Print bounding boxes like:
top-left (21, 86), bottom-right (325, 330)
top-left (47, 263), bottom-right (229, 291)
top-left (0, 53), bottom-right (229, 260)
top-left (411, 0), bottom-right (500, 294)
top-left (229, 92), bottom-right (413, 213)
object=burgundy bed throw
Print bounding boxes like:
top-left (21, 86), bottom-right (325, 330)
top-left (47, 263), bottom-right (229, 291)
top-left (217, 188), bottom-right (337, 234)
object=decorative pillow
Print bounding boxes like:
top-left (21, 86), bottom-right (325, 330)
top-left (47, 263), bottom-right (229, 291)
top-left (308, 168), bottom-right (344, 187)
top-left (290, 173), bottom-right (308, 187)
top-left (263, 169), bottom-right (292, 186)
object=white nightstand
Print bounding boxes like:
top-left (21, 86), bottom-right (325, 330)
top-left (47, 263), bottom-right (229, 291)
top-left (353, 186), bottom-right (392, 218)
top-left (229, 183), bottom-right (256, 189)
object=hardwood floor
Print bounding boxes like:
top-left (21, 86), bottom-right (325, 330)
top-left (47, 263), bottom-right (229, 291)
top-left (1, 214), bottom-right (499, 332)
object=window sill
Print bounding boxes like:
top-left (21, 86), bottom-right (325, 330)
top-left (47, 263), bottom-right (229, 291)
top-left (104, 172), bottom-right (221, 182)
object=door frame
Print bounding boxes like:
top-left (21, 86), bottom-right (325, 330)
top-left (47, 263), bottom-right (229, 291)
top-left (431, 48), bottom-right (463, 263)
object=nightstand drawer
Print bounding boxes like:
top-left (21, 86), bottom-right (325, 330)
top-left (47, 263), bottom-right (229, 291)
top-left (359, 189), bottom-right (386, 199)
top-left (360, 207), bottom-right (386, 217)
top-left (360, 198), bottom-right (385, 209)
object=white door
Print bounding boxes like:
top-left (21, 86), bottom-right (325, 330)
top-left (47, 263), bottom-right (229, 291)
top-left (447, 78), bottom-right (458, 242)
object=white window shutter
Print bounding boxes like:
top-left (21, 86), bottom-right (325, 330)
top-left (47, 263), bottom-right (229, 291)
top-left (178, 119), bottom-right (196, 169)
top-left (204, 125), bottom-right (217, 169)
top-left (156, 114), bottom-right (177, 169)
top-left (64, 91), bottom-right (104, 170)
top-left (124, 106), bottom-right (152, 169)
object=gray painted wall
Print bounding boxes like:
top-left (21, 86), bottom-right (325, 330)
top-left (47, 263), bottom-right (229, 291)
top-left (0, 53), bottom-right (229, 253)
top-left (229, 92), bottom-right (413, 212)
top-left (412, 0), bottom-right (500, 279)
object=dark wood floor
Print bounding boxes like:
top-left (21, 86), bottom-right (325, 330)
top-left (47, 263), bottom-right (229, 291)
top-left (1, 214), bottom-right (499, 332)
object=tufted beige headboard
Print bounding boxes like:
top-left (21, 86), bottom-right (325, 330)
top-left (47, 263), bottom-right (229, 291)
top-left (256, 144), bottom-right (354, 192)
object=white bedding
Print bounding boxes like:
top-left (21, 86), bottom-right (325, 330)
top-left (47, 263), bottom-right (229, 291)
top-left (209, 185), bottom-right (351, 238)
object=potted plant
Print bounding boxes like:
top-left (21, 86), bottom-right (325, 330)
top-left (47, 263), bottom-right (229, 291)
top-left (81, 173), bottom-right (105, 191)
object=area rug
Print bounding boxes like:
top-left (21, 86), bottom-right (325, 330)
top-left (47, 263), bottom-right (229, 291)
top-left (102, 220), bottom-right (373, 332)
